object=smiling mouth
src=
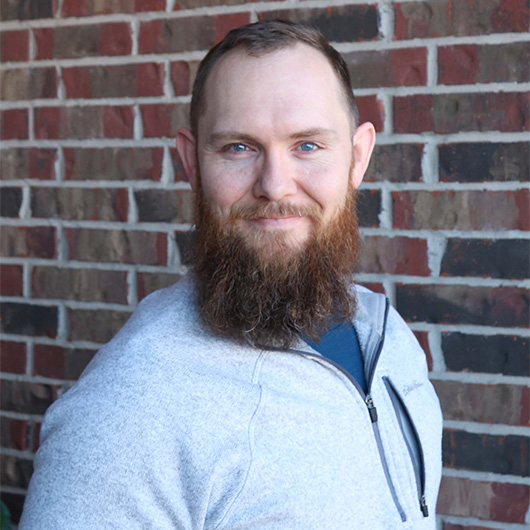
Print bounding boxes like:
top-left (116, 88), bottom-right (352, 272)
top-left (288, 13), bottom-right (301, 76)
top-left (248, 216), bottom-right (307, 229)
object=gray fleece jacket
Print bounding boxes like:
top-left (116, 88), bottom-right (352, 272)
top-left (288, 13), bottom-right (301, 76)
top-left (21, 275), bottom-right (443, 530)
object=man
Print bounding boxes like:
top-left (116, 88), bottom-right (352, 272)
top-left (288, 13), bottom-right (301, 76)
top-left (21, 21), bottom-right (442, 529)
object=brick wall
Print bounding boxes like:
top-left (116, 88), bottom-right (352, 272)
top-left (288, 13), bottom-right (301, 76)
top-left (0, 0), bottom-right (528, 526)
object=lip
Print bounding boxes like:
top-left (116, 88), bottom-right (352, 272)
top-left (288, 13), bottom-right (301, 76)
top-left (247, 216), bottom-right (306, 229)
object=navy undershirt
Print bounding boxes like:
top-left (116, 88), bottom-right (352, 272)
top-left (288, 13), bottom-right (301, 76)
top-left (304, 322), bottom-right (367, 393)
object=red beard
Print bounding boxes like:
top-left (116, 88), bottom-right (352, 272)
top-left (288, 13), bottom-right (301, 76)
top-left (191, 183), bottom-right (361, 349)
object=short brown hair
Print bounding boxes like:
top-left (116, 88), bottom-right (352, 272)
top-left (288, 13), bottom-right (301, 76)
top-left (190, 20), bottom-right (359, 137)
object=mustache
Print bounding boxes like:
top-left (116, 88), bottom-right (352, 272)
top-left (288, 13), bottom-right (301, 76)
top-left (229, 201), bottom-right (322, 222)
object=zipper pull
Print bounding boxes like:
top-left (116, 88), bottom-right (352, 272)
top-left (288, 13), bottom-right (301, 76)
top-left (420, 495), bottom-right (429, 517)
top-left (365, 395), bottom-right (378, 423)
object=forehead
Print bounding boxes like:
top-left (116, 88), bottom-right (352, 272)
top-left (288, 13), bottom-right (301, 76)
top-left (198, 44), bottom-right (351, 140)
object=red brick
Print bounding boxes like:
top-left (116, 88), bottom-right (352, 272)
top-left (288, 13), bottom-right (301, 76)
top-left (0, 109), bottom-right (28, 140)
top-left (1, 30), bottom-right (29, 62)
top-left (170, 147), bottom-right (191, 182)
top-left (344, 48), bottom-right (427, 88)
top-left (439, 42), bottom-right (530, 85)
top-left (437, 476), bottom-right (529, 523)
top-left (64, 147), bottom-right (163, 181)
top-left (0, 265), bottom-right (23, 296)
top-left (393, 190), bottom-right (529, 231)
top-left (0, 226), bottom-right (56, 259)
top-left (68, 308), bottom-right (131, 343)
top-left (1, 148), bottom-right (57, 181)
top-left (356, 282), bottom-right (386, 295)
top-left (0, 68), bottom-right (57, 101)
top-left (0, 418), bottom-right (28, 451)
top-left (443, 525), bottom-right (492, 530)
top-left (0, 341), bottom-right (26, 374)
top-left (35, 106), bottom-right (134, 139)
top-left (65, 229), bottom-right (168, 265)
top-left (357, 95), bottom-right (384, 132)
top-left (138, 272), bottom-right (183, 300)
top-left (32, 267), bottom-right (128, 303)
top-left (31, 187), bottom-right (128, 221)
top-left (170, 61), bottom-right (193, 96)
top-left (358, 236), bottom-right (429, 275)
top-left (34, 422), bottom-right (41, 451)
top-left (175, 0), bottom-right (279, 7)
top-left (394, 92), bottom-right (529, 134)
top-left (395, 0), bottom-right (530, 40)
top-left (141, 103), bottom-right (189, 138)
top-left (34, 23), bottom-right (132, 60)
top-left (139, 14), bottom-right (250, 54)
top-left (62, 0), bottom-right (164, 16)
top-left (397, 284), bottom-right (528, 328)
top-left (413, 331), bottom-right (433, 371)
top-left (433, 380), bottom-right (528, 426)
top-left (34, 344), bottom-right (97, 380)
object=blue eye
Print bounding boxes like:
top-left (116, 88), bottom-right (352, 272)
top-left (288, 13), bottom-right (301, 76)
top-left (228, 143), bottom-right (249, 152)
top-left (299, 142), bottom-right (317, 152)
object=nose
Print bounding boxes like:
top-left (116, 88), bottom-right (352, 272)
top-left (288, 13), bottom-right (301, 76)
top-left (252, 149), bottom-right (297, 202)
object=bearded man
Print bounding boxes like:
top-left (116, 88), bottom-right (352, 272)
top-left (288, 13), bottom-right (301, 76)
top-left (21, 21), bottom-right (443, 530)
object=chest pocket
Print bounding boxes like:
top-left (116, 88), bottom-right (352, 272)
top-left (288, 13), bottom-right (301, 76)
top-left (383, 376), bottom-right (429, 518)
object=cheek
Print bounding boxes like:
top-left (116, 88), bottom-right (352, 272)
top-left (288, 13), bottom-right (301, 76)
top-left (301, 163), bottom-right (351, 214)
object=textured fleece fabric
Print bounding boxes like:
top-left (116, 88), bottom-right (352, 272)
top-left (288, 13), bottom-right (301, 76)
top-left (21, 275), bottom-right (443, 530)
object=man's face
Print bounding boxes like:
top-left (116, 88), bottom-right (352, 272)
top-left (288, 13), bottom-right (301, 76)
top-left (193, 44), bottom-right (359, 261)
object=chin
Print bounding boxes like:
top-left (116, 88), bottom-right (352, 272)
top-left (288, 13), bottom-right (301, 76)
top-left (241, 226), bottom-right (309, 263)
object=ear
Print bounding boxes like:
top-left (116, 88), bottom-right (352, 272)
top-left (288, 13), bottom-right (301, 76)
top-left (350, 122), bottom-right (376, 189)
top-left (176, 127), bottom-right (198, 191)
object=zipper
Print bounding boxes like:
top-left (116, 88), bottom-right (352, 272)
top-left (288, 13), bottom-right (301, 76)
top-left (272, 297), bottom-right (408, 522)
top-left (383, 376), bottom-right (429, 518)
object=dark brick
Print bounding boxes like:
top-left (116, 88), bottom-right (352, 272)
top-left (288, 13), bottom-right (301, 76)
top-left (396, 284), bottom-right (528, 327)
top-left (439, 42), bottom-right (530, 85)
top-left (1, 187), bottom-right (22, 217)
top-left (174, 0), bottom-right (278, 7)
top-left (0, 264), bottom-right (23, 296)
top-left (32, 267), bottom-right (128, 303)
top-left (443, 333), bottom-right (529, 377)
top-left (62, 0), bottom-right (165, 16)
top-left (393, 190), bottom-right (529, 231)
top-left (359, 236), bottom-right (429, 275)
top-left (0, 226), bottom-right (56, 259)
top-left (0, 68), bottom-right (57, 101)
top-left (357, 189), bottom-right (380, 227)
top-left (0, 492), bottom-right (24, 524)
top-left (260, 5), bottom-right (379, 43)
top-left (356, 282), bottom-right (386, 295)
top-left (139, 13), bottom-right (251, 54)
top-left (365, 144), bottom-right (423, 182)
top-left (0, 30), bottom-right (29, 62)
top-left (66, 228), bottom-right (167, 265)
top-left (345, 47), bottom-right (427, 88)
top-left (170, 147), bottom-right (191, 182)
top-left (31, 187), bottom-right (128, 221)
top-left (443, 524), bottom-right (491, 530)
top-left (0, 380), bottom-right (56, 414)
top-left (34, 344), bottom-right (97, 380)
top-left (0, 0), bottom-right (54, 20)
top-left (357, 95), bottom-right (384, 132)
top-left (63, 63), bottom-right (165, 99)
top-left (394, 92), bottom-right (529, 134)
top-left (64, 147), bottom-right (162, 181)
top-left (443, 430), bottom-right (528, 476)
top-left (438, 476), bottom-right (529, 522)
top-left (0, 148), bottom-right (57, 180)
top-left (138, 272), bottom-right (183, 300)
top-left (0, 109), bottom-right (28, 140)
top-left (34, 23), bottom-right (132, 60)
top-left (439, 142), bottom-right (529, 182)
top-left (140, 103), bottom-right (189, 138)
top-left (441, 238), bottom-right (530, 279)
top-left (35, 106), bottom-right (134, 139)
top-left (0, 341), bottom-right (26, 374)
top-left (135, 189), bottom-right (194, 223)
top-left (394, 0), bottom-right (530, 39)
top-left (0, 417), bottom-right (28, 450)
top-left (0, 302), bottom-right (57, 337)
top-left (175, 229), bottom-right (194, 265)
top-left (68, 308), bottom-right (131, 343)
top-left (412, 331), bottom-right (433, 371)
top-left (0, 455), bottom-right (33, 489)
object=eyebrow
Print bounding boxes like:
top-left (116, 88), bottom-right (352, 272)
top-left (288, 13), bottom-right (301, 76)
top-left (206, 127), bottom-right (339, 146)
